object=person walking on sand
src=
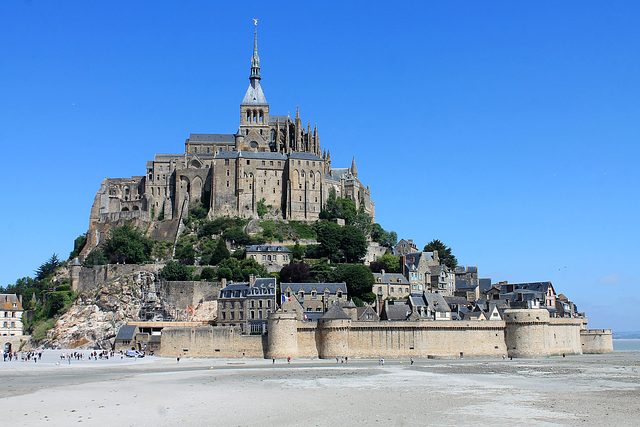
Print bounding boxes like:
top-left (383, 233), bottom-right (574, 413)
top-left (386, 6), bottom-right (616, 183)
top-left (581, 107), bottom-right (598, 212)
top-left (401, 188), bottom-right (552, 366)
top-left (287, 357), bottom-right (291, 364)
top-left (272, 358), bottom-right (275, 364)
top-left (177, 356), bottom-right (180, 363)
top-left (410, 358), bottom-right (414, 365)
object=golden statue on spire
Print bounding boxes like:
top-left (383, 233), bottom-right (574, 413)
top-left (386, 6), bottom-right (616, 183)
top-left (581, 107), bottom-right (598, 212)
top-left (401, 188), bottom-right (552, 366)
top-left (253, 18), bottom-right (258, 26)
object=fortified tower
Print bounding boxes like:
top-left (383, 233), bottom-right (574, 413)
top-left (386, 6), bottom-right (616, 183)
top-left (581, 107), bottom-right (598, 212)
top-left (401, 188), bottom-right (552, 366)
top-left (266, 311), bottom-right (298, 359)
top-left (317, 305), bottom-right (351, 359)
top-left (504, 309), bottom-right (552, 358)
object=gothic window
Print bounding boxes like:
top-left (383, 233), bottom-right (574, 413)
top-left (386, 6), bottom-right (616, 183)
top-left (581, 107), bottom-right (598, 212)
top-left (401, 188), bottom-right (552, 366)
top-left (273, 188), bottom-right (276, 193)
top-left (225, 159), bottom-right (229, 165)
top-left (270, 161), bottom-right (273, 166)
top-left (194, 147), bottom-right (197, 153)
top-left (226, 170), bottom-right (230, 176)
top-left (226, 181), bottom-right (230, 187)
top-left (306, 161), bottom-right (309, 166)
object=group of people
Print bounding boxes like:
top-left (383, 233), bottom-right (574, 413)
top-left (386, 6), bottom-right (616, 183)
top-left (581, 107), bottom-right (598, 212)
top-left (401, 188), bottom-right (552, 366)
top-left (3, 350), bottom-right (42, 362)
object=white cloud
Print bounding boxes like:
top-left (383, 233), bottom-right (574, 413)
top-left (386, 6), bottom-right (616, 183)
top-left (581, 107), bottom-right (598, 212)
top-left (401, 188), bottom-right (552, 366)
top-left (598, 274), bottom-right (622, 284)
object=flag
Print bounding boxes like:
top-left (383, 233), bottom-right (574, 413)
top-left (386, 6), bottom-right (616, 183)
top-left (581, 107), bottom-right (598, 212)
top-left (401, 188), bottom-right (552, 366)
top-left (187, 305), bottom-right (194, 313)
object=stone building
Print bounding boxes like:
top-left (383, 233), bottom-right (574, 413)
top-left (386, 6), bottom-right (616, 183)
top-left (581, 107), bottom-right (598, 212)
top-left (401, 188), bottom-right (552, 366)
top-left (372, 271), bottom-right (411, 300)
top-left (281, 282), bottom-right (347, 313)
top-left (81, 24), bottom-right (374, 258)
top-left (217, 277), bottom-right (276, 333)
top-left (394, 239), bottom-right (418, 257)
top-left (0, 294), bottom-right (23, 337)
top-left (245, 245), bottom-right (291, 273)
top-left (402, 251), bottom-right (440, 292)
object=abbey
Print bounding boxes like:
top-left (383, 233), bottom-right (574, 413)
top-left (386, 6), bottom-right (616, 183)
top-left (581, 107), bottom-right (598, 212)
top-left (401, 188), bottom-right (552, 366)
top-left (87, 24), bottom-right (374, 240)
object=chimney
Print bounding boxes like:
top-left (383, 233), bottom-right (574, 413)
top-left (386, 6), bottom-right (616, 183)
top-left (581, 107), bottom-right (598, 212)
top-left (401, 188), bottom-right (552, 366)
top-left (221, 278), bottom-right (227, 287)
top-left (249, 274), bottom-right (256, 286)
top-left (380, 269), bottom-right (385, 276)
top-left (408, 239), bottom-right (413, 244)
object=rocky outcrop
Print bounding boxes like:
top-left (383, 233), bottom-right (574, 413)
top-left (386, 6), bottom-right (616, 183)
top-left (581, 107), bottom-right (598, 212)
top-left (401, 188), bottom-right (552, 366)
top-left (44, 271), bottom-right (154, 349)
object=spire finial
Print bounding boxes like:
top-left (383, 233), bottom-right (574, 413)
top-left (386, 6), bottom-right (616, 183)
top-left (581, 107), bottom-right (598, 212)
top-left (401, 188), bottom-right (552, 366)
top-left (250, 19), bottom-right (261, 80)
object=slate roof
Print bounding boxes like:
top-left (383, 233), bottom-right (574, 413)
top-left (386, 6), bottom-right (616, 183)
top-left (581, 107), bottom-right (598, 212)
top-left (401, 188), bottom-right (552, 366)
top-left (373, 272), bottom-right (409, 284)
top-left (422, 293), bottom-right (451, 312)
top-left (283, 283), bottom-right (347, 294)
top-left (289, 152), bottom-right (323, 161)
top-left (188, 134), bottom-right (235, 143)
top-left (321, 304), bottom-right (351, 320)
top-left (269, 115), bottom-right (293, 124)
top-left (246, 245), bottom-right (291, 253)
top-left (383, 302), bottom-right (411, 321)
top-left (479, 278), bottom-right (492, 293)
top-left (500, 282), bottom-right (552, 294)
top-left (242, 80), bottom-right (268, 105)
top-left (215, 151), bottom-right (288, 160)
top-left (115, 325), bottom-right (138, 341)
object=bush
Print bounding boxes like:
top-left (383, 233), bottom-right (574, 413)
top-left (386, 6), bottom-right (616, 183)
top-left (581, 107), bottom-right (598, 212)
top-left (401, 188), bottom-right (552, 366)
top-left (69, 235), bottom-right (87, 259)
top-left (102, 224), bottom-right (153, 264)
top-left (83, 249), bottom-right (108, 267)
top-left (160, 261), bottom-right (193, 281)
top-left (200, 267), bottom-right (216, 281)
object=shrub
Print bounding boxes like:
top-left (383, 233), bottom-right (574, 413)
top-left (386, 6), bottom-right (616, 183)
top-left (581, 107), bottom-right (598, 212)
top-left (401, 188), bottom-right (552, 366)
top-left (160, 261), bottom-right (192, 281)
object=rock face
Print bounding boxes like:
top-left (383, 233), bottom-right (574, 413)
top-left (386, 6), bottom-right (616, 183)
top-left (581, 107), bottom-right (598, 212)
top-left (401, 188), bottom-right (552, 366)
top-left (45, 271), bottom-right (155, 349)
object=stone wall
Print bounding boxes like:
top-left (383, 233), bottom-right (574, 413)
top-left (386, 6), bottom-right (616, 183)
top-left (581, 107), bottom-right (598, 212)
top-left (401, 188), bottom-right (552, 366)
top-left (157, 308), bottom-right (594, 359)
top-left (158, 325), bottom-right (265, 357)
top-left (157, 280), bottom-right (221, 310)
top-left (580, 329), bottom-right (614, 354)
top-left (71, 264), bottom-right (161, 293)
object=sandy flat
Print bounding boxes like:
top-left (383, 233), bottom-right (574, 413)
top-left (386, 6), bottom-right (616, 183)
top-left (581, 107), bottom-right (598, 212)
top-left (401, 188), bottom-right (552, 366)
top-left (1, 351), bottom-right (639, 426)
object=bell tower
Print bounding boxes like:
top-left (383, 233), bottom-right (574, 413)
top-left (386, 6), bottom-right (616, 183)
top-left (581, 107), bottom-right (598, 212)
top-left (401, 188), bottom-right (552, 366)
top-left (239, 19), bottom-right (270, 151)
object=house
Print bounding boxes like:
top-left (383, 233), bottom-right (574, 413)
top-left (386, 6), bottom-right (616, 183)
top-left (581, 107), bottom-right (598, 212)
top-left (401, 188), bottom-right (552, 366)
top-left (499, 281), bottom-right (557, 313)
top-left (428, 264), bottom-right (455, 295)
top-left (245, 245), bottom-right (291, 273)
top-left (394, 239), bottom-right (418, 257)
top-left (281, 282), bottom-right (347, 313)
top-left (454, 266), bottom-right (479, 291)
top-left (114, 324), bottom-right (139, 351)
top-left (454, 281), bottom-right (480, 301)
top-left (444, 296), bottom-right (472, 320)
top-left (408, 293), bottom-right (451, 320)
top-left (218, 277), bottom-right (277, 333)
top-left (0, 294), bottom-right (23, 337)
top-left (402, 251), bottom-right (439, 292)
top-left (380, 299), bottom-right (411, 321)
top-left (372, 270), bottom-right (411, 300)
top-left (555, 293), bottom-right (578, 318)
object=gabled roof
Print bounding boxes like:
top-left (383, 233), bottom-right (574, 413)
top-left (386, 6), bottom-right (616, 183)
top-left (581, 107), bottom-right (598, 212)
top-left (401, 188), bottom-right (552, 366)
top-left (289, 152), bottom-right (323, 161)
top-left (321, 304), bottom-right (351, 320)
top-left (242, 80), bottom-right (268, 105)
top-left (0, 294), bottom-right (22, 311)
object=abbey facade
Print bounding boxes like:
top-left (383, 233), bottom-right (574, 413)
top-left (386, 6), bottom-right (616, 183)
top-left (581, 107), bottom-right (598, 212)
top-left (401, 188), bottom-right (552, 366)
top-left (85, 25), bottom-right (374, 253)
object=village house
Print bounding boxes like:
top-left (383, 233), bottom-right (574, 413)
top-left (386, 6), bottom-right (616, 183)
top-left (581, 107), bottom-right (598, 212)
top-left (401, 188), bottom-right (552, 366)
top-left (218, 277), bottom-right (277, 333)
top-left (372, 270), bottom-right (411, 300)
top-left (402, 251), bottom-right (439, 292)
top-left (1, 294), bottom-right (23, 337)
top-left (394, 238), bottom-right (418, 257)
top-left (281, 282), bottom-right (347, 313)
top-left (245, 244), bottom-right (291, 273)
top-left (428, 264), bottom-right (455, 295)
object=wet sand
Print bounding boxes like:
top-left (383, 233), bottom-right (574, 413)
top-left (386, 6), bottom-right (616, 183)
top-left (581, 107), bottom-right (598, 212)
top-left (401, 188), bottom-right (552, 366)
top-left (2, 350), bottom-right (639, 426)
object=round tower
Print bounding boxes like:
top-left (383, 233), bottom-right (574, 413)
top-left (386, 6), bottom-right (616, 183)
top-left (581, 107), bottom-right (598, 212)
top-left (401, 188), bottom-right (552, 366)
top-left (266, 311), bottom-right (298, 359)
top-left (504, 309), bottom-right (550, 358)
top-left (317, 304), bottom-right (352, 359)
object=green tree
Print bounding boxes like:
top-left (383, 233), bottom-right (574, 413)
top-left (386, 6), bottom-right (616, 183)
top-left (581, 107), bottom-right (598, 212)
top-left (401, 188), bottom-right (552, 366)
top-left (160, 261), bottom-right (193, 281)
top-left (330, 264), bottom-right (374, 299)
top-left (370, 223), bottom-right (397, 248)
top-left (424, 239), bottom-right (458, 269)
top-left (314, 221), bottom-right (343, 262)
top-left (341, 225), bottom-right (367, 263)
top-left (291, 242), bottom-right (305, 261)
top-left (35, 254), bottom-right (60, 281)
top-left (69, 234), bottom-right (87, 259)
top-left (308, 260), bottom-right (332, 283)
top-left (174, 243), bottom-right (195, 265)
top-left (210, 238), bottom-right (231, 265)
top-left (371, 253), bottom-right (400, 273)
top-left (256, 198), bottom-right (268, 218)
top-left (83, 249), bottom-right (108, 267)
top-left (217, 267), bottom-right (233, 281)
top-left (102, 224), bottom-right (153, 264)
top-left (200, 267), bottom-right (216, 281)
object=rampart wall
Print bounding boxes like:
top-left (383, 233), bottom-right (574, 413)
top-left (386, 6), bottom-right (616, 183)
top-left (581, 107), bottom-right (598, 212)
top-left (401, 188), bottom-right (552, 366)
top-left (580, 329), bottom-right (614, 354)
top-left (158, 326), bottom-right (265, 358)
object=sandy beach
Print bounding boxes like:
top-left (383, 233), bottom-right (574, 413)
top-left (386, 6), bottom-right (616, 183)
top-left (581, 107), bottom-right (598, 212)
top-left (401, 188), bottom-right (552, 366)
top-left (2, 350), bottom-right (639, 426)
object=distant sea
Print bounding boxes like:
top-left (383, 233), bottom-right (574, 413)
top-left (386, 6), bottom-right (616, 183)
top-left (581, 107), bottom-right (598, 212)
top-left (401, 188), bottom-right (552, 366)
top-left (613, 339), bottom-right (640, 351)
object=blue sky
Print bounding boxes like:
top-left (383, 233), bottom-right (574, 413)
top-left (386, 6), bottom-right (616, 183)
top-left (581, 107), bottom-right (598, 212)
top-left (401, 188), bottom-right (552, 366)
top-left (1, 1), bottom-right (638, 331)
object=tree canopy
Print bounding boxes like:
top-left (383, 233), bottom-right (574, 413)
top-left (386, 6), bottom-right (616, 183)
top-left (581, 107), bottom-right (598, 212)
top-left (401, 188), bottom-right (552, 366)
top-left (160, 260), bottom-right (192, 281)
top-left (314, 222), bottom-right (367, 263)
top-left (329, 264), bottom-right (374, 299)
top-left (424, 239), bottom-right (458, 269)
top-left (102, 223), bottom-right (153, 264)
top-left (279, 262), bottom-right (311, 283)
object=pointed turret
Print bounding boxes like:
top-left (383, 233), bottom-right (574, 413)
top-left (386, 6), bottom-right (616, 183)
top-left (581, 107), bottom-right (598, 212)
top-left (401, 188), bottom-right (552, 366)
top-left (350, 157), bottom-right (358, 178)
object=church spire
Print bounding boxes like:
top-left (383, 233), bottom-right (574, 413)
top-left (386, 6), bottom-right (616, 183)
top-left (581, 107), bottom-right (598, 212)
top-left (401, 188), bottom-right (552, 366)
top-left (350, 157), bottom-right (358, 178)
top-left (250, 19), bottom-right (260, 81)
